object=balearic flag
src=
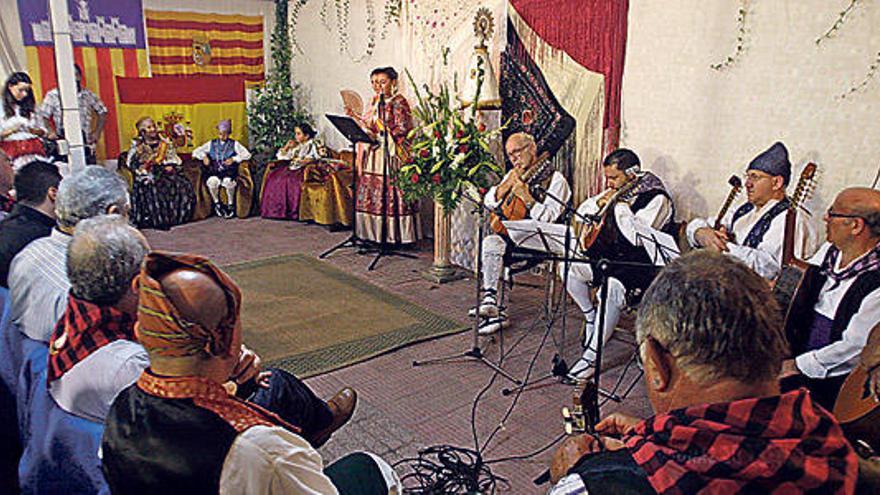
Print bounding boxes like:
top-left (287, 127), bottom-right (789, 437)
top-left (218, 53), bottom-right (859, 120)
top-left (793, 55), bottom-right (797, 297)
top-left (145, 10), bottom-right (264, 81)
top-left (17, 0), bottom-right (150, 161)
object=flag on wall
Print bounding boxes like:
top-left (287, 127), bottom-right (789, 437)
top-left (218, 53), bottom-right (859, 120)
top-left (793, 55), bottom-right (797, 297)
top-left (116, 76), bottom-right (247, 156)
top-left (145, 10), bottom-right (264, 81)
top-left (17, 0), bottom-right (150, 161)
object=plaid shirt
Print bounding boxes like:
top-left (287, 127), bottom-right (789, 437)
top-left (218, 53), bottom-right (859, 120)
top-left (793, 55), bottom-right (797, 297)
top-left (624, 388), bottom-right (857, 494)
top-left (47, 295), bottom-right (136, 382)
top-left (37, 87), bottom-right (108, 138)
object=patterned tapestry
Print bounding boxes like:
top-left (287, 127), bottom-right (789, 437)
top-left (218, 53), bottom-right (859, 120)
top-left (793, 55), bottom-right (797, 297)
top-left (17, 0), bottom-right (150, 160)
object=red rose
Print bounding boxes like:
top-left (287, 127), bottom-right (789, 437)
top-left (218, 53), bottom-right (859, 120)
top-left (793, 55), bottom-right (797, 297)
top-left (479, 187), bottom-right (488, 195)
top-left (455, 129), bottom-right (465, 138)
top-left (410, 173), bottom-right (420, 184)
top-left (432, 173), bottom-right (442, 184)
top-left (478, 123), bottom-right (487, 132)
top-left (433, 129), bottom-right (442, 139)
top-left (458, 144), bottom-right (469, 154)
top-left (420, 149), bottom-right (430, 158)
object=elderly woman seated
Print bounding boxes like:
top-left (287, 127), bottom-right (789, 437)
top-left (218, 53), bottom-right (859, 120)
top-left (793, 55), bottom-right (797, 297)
top-left (260, 123), bottom-right (352, 227)
top-left (124, 117), bottom-right (195, 230)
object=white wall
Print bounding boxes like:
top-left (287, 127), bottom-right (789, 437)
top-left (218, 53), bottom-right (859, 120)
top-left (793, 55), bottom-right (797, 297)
top-left (622, 0), bottom-right (880, 226)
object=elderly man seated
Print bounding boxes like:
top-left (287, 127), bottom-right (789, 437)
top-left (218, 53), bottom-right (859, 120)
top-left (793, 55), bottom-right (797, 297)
top-left (102, 251), bottom-right (398, 493)
top-left (50, 217), bottom-right (355, 449)
top-left (549, 251), bottom-right (857, 494)
top-left (9, 165), bottom-right (128, 344)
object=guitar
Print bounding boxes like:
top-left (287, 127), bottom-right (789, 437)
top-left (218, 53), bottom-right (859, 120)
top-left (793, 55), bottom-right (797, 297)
top-left (774, 163), bottom-right (817, 325)
top-left (579, 175), bottom-right (641, 255)
top-left (488, 151), bottom-right (551, 236)
top-left (834, 364), bottom-right (880, 450)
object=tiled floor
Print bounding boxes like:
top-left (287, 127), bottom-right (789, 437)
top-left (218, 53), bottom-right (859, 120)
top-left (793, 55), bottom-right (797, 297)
top-left (144, 217), bottom-right (652, 493)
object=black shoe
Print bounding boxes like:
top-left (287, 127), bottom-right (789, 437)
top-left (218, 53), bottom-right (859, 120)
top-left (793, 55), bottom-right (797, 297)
top-left (213, 202), bottom-right (224, 217)
top-left (223, 204), bottom-right (236, 219)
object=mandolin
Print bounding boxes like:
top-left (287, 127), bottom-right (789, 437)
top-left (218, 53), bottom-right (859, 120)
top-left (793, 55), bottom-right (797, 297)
top-left (488, 151), bottom-right (551, 236)
top-left (774, 163), bottom-right (817, 327)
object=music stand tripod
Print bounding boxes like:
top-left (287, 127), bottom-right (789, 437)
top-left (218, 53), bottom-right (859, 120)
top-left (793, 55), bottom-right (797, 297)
top-left (412, 191), bottom-right (521, 385)
top-left (320, 114), bottom-right (377, 260)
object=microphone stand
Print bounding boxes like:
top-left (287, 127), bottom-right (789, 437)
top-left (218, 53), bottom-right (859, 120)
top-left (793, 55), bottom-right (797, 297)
top-left (412, 189), bottom-right (521, 385)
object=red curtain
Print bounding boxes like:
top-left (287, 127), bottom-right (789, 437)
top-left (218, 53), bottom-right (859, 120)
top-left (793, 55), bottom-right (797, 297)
top-left (508, 0), bottom-right (629, 149)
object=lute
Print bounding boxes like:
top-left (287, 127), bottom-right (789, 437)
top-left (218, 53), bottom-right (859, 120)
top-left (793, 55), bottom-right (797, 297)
top-left (714, 175), bottom-right (744, 231)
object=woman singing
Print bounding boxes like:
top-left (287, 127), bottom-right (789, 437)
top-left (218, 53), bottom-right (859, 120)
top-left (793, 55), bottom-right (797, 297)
top-left (345, 67), bottom-right (420, 244)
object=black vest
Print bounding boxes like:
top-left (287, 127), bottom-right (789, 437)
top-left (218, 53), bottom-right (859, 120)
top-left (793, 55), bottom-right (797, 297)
top-left (786, 268), bottom-right (880, 356)
top-left (588, 188), bottom-right (673, 297)
top-left (102, 384), bottom-right (239, 495)
top-left (565, 449), bottom-right (654, 494)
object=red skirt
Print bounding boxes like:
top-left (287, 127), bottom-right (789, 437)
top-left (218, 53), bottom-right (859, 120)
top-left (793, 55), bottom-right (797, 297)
top-left (0, 138), bottom-right (45, 161)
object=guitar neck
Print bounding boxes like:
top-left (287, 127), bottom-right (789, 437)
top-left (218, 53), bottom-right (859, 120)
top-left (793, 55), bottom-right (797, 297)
top-left (713, 189), bottom-right (738, 230)
top-left (782, 206), bottom-right (797, 267)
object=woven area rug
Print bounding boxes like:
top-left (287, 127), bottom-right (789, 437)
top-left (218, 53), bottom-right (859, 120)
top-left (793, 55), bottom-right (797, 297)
top-left (224, 254), bottom-right (465, 378)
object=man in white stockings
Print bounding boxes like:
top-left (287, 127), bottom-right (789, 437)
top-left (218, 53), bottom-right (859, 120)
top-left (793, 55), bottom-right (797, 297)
top-left (192, 119), bottom-right (251, 218)
top-left (474, 132), bottom-right (570, 334)
top-left (563, 149), bottom-right (675, 380)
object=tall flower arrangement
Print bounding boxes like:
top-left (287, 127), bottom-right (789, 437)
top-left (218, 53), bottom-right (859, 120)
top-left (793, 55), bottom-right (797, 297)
top-left (397, 71), bottom-right (503, 211)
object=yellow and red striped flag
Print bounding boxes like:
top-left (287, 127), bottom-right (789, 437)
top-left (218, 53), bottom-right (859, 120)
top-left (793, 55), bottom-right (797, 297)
top-left (145, 10), bottom-right (264, 82)
top-left (116, 76), bottom-right (248, 156)
top-left (18, 0), bottom-right (150, 161)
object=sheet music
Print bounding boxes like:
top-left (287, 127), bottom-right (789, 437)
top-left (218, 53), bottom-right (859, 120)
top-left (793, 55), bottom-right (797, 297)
top-left (503, 219), bottom-right (576, 256)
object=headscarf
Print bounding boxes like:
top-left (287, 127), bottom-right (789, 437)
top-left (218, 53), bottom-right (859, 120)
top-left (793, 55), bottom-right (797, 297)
top-left (135, 251), bottom-right (240, 358)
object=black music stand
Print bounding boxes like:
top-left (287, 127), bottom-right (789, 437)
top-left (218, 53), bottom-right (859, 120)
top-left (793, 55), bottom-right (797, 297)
top-left (320, 114), bottom-right (376, 260)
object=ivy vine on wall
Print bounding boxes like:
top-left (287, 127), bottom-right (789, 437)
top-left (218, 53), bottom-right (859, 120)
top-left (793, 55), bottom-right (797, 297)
top-left (290, 0), bottom-right (402, 63)
top-left (711, 0), bottom-right (749, 71)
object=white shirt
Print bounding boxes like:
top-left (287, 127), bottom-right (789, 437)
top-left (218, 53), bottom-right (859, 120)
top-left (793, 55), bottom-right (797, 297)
top-left (276, 139), bottom-right (320, 163)
top-left (9, 228), bottom-right (70, 341)
top-left (576, 187), bottom-right (673, 246)
top-left (219, 425), bottom-right (338, 494)
top-left (49, 339), bottom-right (149, 423)
top-left (191, 139), bottom-right (252, 163)
top-left (686, 198), bottom-right (818, 279)
top-left (484, 170), bottom-right (570, 224)
top-left (795, 242), bottom-right (880, 379)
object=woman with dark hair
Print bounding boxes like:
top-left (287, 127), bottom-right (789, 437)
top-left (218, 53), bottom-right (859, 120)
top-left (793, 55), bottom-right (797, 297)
top-left (260, 122), bottom-right (321, 220)
top-left (344, 66), bottom-right (420, 244)
top-left (1, 72), bottom-right (47, 170)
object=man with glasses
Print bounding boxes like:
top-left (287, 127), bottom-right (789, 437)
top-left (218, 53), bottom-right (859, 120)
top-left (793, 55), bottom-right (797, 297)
top-left (780, 187), bottom-right (880, 410)
top-left (472, 132), bottom-right (570, 334)
top-left (686, 141), bottom-right (817, 279)
top-left (548, 251), bottom-right (856, 494)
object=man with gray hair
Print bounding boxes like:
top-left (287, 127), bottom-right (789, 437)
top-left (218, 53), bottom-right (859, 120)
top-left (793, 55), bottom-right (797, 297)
top-left (46, 214), bottom-right (150, 422)
top-left (8, 165), bottom-right (129, 343)
top-left (548, 251), bottom-right (857, 494)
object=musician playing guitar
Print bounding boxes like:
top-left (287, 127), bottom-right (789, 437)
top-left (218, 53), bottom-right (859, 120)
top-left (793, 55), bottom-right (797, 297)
top-left (687, 142), bottom-right (817, 280)
top-left (563, 149), bottom-right (675, 380)
top-left (474, 132), bottom-right (570, 335)
top-left (779, 187), bottom-right (880, 411)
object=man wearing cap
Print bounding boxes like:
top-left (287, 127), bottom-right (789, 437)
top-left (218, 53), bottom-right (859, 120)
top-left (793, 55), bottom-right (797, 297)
top-left (687, 141), bottom-right (818, 279)
top-left (192, 119), bottom-right (252, 219)
top-left (101, 251), bottom-right (398, 494)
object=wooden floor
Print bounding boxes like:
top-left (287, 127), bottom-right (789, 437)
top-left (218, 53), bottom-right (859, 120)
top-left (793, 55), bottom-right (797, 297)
top-left (144, 216), bottom-right (652, 493)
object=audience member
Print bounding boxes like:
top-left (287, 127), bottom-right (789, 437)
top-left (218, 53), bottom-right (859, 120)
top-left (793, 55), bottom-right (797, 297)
top-left (0, 160), bottom-right (60, 287)
top-left (102, 251), bottom-right (397, 493)
top-left (8, 165), bottom-right (128, 342)
top-left (549, 251), bottom-right (857, 494)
